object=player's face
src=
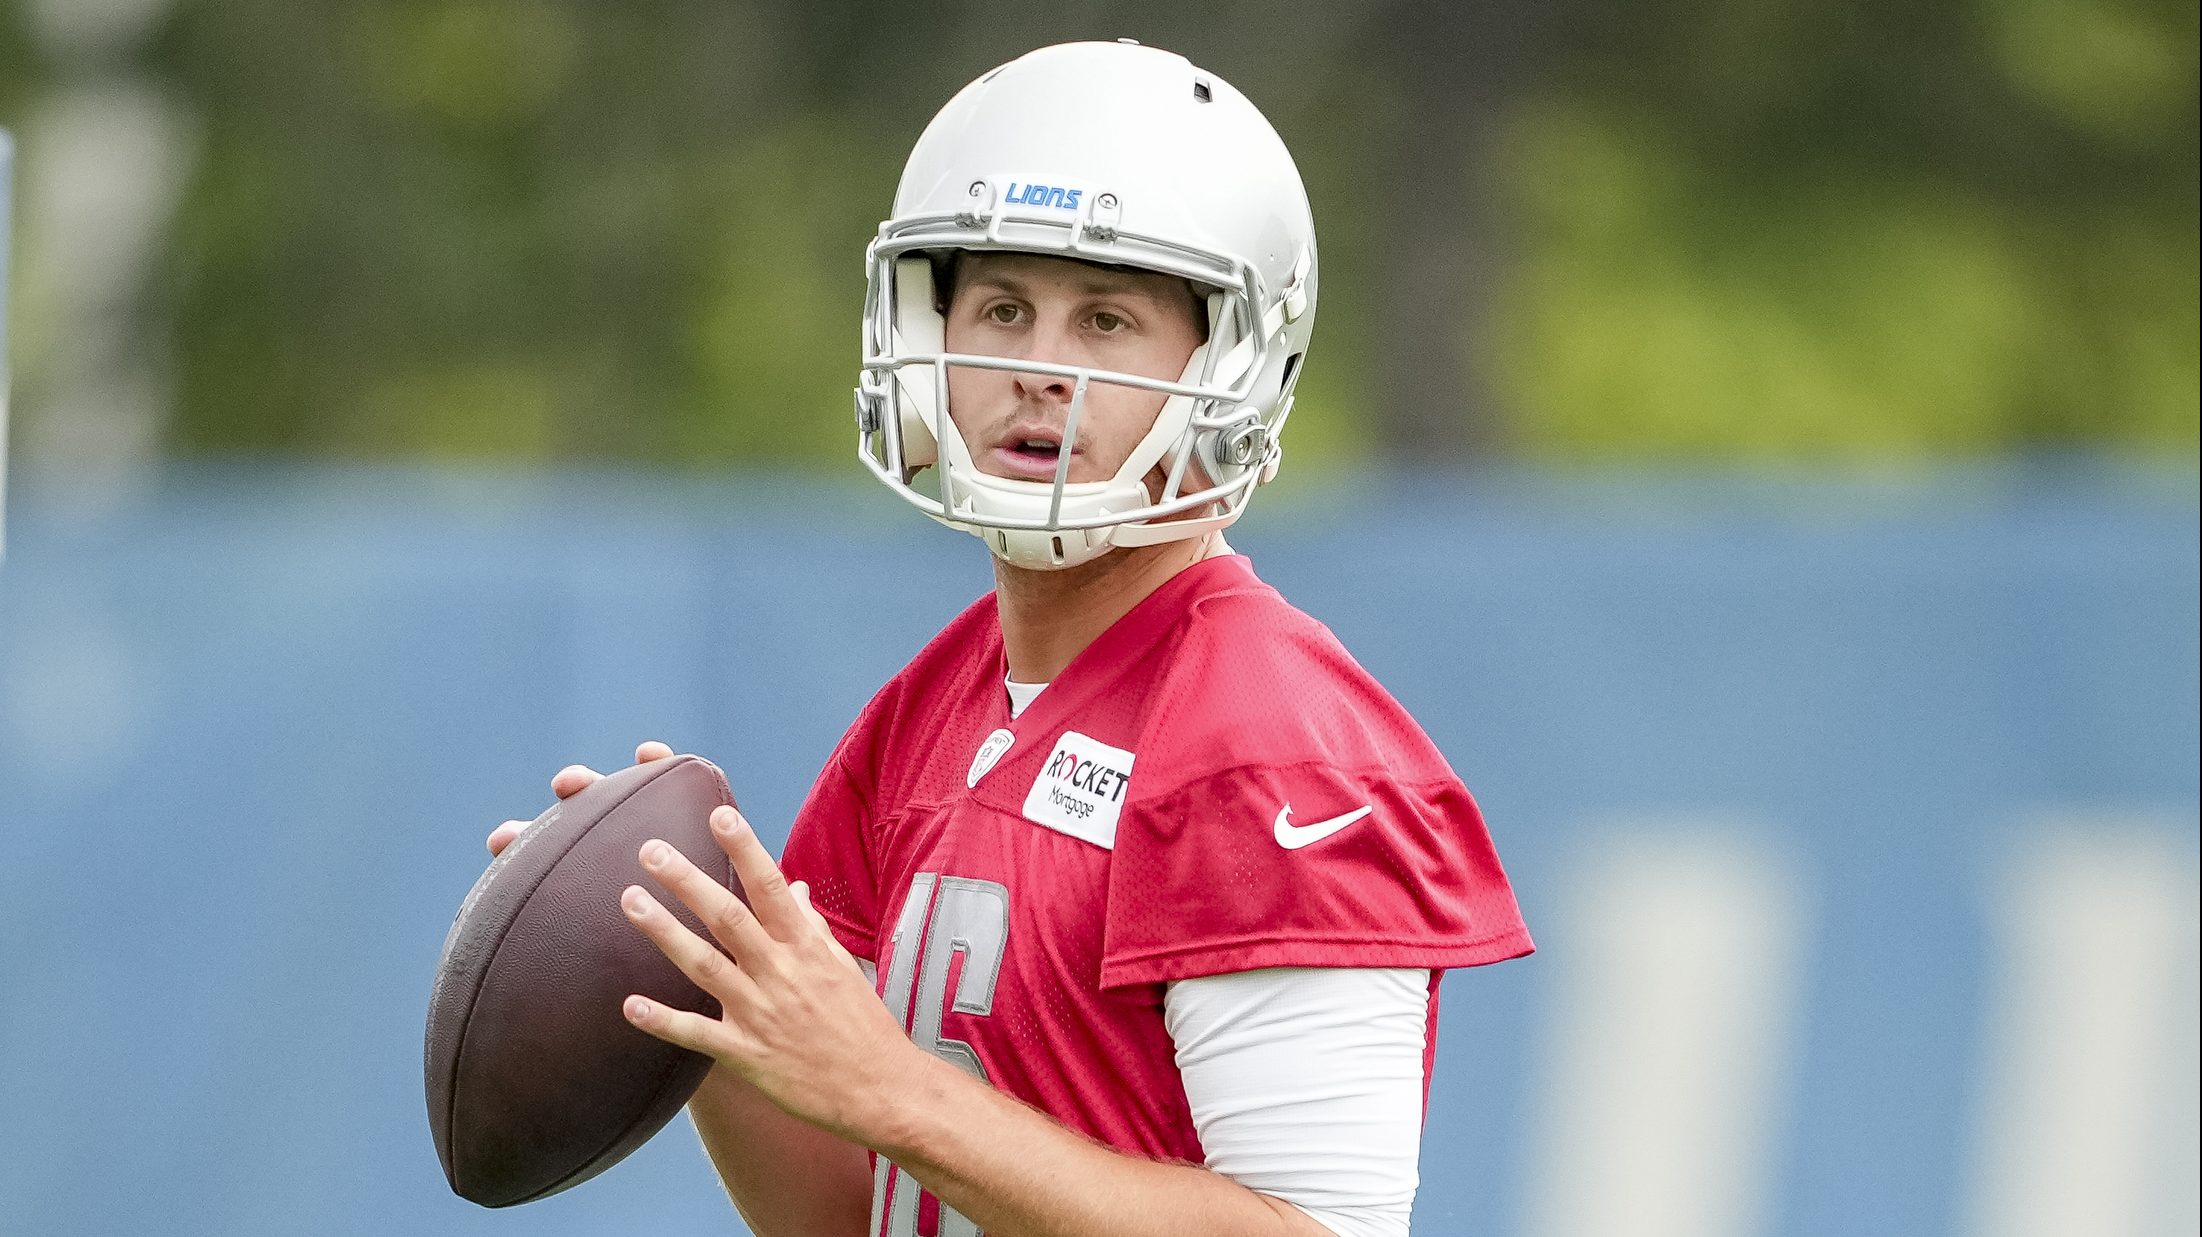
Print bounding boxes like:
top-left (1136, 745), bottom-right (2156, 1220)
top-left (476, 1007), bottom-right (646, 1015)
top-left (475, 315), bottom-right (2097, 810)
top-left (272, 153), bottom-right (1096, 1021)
top-left (942, 252), bottom-right (1206, 491)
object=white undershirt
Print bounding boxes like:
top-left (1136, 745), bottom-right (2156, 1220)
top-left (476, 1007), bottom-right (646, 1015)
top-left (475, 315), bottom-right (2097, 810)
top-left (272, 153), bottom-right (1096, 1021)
top-left (1005, 676), bottom-right (1049, 718)
top-left (1006, 677), bottom-right (1426, 1237)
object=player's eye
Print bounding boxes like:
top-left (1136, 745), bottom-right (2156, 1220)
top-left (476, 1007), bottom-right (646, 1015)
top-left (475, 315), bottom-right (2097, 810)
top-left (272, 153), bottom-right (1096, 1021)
top-left (986, 302), bottom-right (1022, 325)
top-left (1091, 311), bottom-right (1126, 333)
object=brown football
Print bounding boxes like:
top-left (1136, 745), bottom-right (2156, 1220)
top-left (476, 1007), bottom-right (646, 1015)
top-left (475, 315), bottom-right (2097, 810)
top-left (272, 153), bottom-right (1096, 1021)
top-left (425, 754), bottom-right (738, 1207)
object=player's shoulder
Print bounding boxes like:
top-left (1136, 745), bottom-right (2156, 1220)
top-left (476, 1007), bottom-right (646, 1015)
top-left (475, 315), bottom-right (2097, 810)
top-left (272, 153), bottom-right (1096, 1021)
top-left (886, 588), bottom-right (1004, 695)
top-left (1171, 565), bottom-right (1375, 702)
top-left (834, 590), bottom-right (1002, 761)
top-left (1144, 562), bottom-right (1443, 793)
top-left (1180, 567), bottom-right (1338, 656)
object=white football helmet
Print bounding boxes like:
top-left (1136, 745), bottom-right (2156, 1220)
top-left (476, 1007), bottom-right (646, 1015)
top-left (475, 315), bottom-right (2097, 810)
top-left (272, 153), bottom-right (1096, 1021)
top-left (854, 40), bottom-right (1318, 569)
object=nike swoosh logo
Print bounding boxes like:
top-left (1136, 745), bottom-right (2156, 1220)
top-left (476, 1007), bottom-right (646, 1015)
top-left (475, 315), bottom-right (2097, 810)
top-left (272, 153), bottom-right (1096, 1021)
top-left (1273, 804), bottom-right (1373, 850)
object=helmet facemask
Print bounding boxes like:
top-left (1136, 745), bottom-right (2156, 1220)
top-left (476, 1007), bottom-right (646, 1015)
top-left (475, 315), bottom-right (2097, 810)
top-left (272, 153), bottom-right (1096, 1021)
top-left (852, 42), bottom-right (1316, 570)
top-left (857, 223), bottom-right (1302, 570)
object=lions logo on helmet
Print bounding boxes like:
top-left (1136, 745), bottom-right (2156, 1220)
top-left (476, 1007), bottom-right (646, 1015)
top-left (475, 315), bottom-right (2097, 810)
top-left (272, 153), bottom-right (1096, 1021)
top-left (853, 41), bottom-right (1318, 570)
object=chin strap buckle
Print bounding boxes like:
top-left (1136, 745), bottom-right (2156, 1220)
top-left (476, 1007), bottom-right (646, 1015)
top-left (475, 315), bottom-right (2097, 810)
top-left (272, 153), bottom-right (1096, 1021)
top-left (1216, 416), bottom-right (1268, 468)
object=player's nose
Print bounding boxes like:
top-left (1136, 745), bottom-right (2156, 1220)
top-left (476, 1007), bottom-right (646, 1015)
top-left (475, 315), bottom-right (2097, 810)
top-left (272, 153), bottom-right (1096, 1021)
top-left (1006, 314), bottom-right (1085, 402)
top-left (1011, 365), bottom-right (1075, 405)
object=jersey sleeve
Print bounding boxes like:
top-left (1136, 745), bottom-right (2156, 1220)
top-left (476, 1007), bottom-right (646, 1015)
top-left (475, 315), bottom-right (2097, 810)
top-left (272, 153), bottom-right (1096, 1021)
top-left (778, 701), bottom-right (889, 962)
top-left (1098, 593), bottom-right (1533, 990)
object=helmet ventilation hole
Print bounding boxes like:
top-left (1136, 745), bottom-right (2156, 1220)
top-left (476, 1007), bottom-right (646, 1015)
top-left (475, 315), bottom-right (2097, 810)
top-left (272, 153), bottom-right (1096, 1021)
top-left (1049, 536), bottom-right (1066, 563)
top-left (1193, 80), bottom-right (1212, 102)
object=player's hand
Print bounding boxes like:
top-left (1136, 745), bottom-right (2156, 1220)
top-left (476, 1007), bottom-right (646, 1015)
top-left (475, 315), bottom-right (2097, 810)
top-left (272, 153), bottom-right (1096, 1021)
top-left (619, 806), bottom-right (931, 1145)
top-left (486, 740), bottom-right (678, 856)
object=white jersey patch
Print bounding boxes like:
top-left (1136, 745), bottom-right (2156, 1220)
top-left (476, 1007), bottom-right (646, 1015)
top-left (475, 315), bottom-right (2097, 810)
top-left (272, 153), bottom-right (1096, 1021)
top-left (967, 728), bottom-right (1016, 788)
top-left (1021, 730), bottom-right (1134, 850)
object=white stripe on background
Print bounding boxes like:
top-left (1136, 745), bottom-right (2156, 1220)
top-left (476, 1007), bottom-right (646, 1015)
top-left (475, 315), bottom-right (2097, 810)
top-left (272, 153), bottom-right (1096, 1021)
top-left (1965, 819), bottom-right (2201, 1237)
top-left (1521, 824), bottom-right (1805, 1237)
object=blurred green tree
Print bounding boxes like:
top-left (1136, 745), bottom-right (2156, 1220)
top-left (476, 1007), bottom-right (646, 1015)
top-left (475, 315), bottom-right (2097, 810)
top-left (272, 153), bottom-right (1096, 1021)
top-left (0, 0), bottom-right (2191, 467)
top-left (1489, 0), bottom-right (2198, 457)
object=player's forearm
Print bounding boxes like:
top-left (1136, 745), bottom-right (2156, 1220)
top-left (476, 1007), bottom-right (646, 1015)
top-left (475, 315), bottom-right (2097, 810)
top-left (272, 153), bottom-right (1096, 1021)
top-left (873, 1054), bottom-right (1332, 1237)
top-left (688, 1065), bottom-right (873, 1237)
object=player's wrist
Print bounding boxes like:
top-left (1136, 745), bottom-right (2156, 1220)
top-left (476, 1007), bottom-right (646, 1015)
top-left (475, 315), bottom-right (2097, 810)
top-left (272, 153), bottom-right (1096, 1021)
top-left (851, 1046), bottom-right (979, 1165)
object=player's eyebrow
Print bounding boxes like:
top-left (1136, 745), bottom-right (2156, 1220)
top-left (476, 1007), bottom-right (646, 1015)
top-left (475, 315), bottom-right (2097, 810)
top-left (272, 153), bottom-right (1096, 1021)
top-left (963, 269), bottom-right (1170, 305)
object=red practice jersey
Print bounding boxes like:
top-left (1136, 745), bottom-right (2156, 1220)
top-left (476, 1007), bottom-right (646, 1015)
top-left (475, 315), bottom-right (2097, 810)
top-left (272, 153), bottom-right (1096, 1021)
top-left (781, 554), bottom-right (1532, 1236)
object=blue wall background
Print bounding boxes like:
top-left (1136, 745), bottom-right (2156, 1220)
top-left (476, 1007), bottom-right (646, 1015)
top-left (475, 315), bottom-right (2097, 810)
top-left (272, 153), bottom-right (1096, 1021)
top-left (1, 463), bottom-right (2195, 1236)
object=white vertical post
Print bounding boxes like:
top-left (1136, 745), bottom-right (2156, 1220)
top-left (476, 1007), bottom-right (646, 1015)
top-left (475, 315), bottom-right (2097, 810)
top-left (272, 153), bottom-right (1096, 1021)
top-left (1965, 820), bottom-right (2201, 1237)
top-left (1522, 824), bottom-right (1807, 1237)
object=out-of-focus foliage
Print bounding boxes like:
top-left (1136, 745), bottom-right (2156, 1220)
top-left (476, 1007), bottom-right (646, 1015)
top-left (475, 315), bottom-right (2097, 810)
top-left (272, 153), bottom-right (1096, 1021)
top-left (1493, 0), bottom-right (2198, 458)
top-left (152, 0), bottom-right (901, 466)
top-left (111, 1), bottom-right (1387, 470)
top-left (0, 5), bottom-right (31, 123)
top-left (0, 0), bottom-right (2193, 466)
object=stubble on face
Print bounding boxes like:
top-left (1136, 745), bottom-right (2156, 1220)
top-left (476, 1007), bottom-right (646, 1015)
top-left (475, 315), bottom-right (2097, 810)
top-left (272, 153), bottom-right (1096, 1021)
top-left (939, 252), bottom-right (1207, 488)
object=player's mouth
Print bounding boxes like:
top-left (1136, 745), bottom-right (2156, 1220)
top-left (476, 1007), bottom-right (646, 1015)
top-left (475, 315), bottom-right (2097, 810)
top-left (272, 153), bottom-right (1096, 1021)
top-left (989, 427), bottom-right (1079, 481)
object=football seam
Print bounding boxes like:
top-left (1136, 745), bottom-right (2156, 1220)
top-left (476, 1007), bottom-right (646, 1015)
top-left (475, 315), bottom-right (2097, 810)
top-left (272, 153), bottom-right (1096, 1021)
top-left (443, 756), bottom-right (684, 1199)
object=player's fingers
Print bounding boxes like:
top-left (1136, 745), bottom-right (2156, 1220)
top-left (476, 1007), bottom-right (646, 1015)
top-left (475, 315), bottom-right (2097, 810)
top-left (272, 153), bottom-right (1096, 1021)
top-left (789, 880), bottom-right (862, 972)
top-left (487, 821), bottom-right (528, 857)
top-left (622, 992), bottom-right (749, 1063)
top-left (788, 880), bottom-right (841, 949)
top-left (620, 884), bottom-right (761, 1009)
top-left (711, 806), bottom-right (802, 936)
top-left (639, 837), bottom-right (775, 965)
top-left (550, 764), bottom-right (603, 799)
top-left (634, 740), bottom-right (674, 765)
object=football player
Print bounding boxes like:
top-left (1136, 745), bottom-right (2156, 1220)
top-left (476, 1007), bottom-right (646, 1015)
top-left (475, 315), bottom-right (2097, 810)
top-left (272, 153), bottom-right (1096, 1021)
top-left (493, 40), bottom-right (1531, 1237)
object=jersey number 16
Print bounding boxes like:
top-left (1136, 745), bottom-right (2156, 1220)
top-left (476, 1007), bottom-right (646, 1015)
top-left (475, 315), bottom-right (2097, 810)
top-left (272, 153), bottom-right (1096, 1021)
top-left (872, 873), bottom-right (1011, 1237)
